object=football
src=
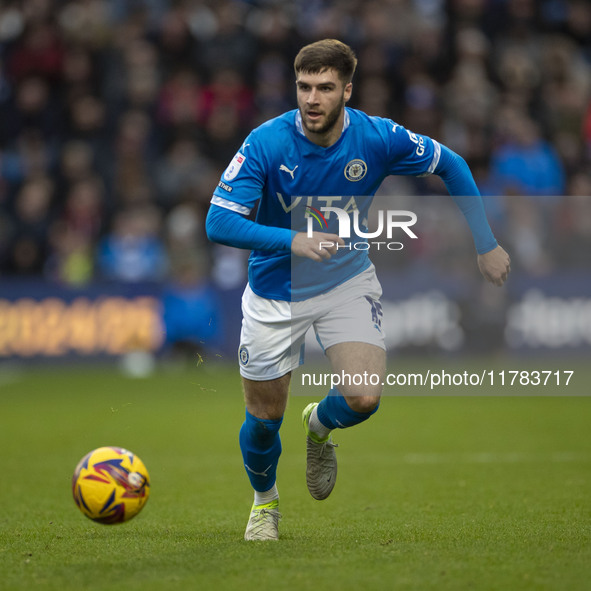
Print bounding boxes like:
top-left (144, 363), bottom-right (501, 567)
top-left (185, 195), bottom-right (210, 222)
top-left (72, 446), bottom-right (150, 524)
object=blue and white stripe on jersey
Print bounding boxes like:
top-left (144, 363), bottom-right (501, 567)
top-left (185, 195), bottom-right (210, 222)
top-left (211, 195), bottom-right (251, 215)
top-left (421, 139), bottom-right (441, 176)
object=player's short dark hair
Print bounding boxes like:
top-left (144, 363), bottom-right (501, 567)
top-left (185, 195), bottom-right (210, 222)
top-left (294, 39), bottom-right (357, 84)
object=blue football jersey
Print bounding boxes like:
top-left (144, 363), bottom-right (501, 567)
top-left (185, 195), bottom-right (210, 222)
top-left (211, 108), bottom-right (441, 301)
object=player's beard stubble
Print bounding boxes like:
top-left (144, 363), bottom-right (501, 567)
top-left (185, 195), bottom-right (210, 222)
top-left (301, 95), bottom-right (346, 137)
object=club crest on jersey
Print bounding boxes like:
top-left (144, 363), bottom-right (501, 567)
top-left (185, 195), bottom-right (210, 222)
top-left (344, 159), bottom-right (367, 182)
top-left (224, 153), bottom-right (246, 181)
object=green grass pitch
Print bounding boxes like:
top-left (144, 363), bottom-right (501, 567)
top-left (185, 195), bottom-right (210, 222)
top-left (0, 358), bottom-right (590, 591)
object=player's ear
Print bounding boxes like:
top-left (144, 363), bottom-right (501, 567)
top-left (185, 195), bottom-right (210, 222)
top-left (344, 82), bottom-right (353, 103)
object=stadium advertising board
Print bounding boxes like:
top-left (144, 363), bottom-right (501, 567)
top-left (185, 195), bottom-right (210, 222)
top-left (0, 282), bottom-right (162, 358)
top-left (0, 272), bottom-right (589, 360)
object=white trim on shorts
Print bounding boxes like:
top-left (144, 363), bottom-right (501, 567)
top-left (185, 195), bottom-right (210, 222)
top-left (238, 265), bottom-right (385, 381)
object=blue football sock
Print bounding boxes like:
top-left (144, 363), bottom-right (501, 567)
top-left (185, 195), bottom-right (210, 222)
top-left (316, 388), bottom-right (379, 430)
top-left (239, 410), bottom-right (283, 493)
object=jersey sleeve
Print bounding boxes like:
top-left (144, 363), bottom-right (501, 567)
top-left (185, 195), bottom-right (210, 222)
top-left (383, 119), bottom-right (441, 177)
top-left (211, 131), bottom-right (266, 215)
top-left (381, 118), bottom-right (497, 254)
top-left (206, 204), bottom-right (295, 251)
top-left (435, 144), bottom-right (498, 254)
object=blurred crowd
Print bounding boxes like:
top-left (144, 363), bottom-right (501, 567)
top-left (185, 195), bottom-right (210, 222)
top-left (0, 0), bottom-right (590, 294)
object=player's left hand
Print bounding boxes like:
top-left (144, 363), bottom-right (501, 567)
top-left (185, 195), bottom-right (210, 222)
top-left (477, 244), bottom-right (511, 286)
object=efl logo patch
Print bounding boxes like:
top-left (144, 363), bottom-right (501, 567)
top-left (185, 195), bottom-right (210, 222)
top-left (224, 153), bottom-right (245, 181)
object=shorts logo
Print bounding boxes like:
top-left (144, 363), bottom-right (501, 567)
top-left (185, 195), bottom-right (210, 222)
top-left (239, 346), bottom-right (249, 366)
top-left (365, 296), bottom-right (383, 332)
top-left (224, 153), bottom-right (245, 181)
top-left (344, 159), bottom-right (367, 182)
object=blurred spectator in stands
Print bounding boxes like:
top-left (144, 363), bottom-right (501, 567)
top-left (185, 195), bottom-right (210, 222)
top-left (197, 68), bottom-right (255, 163)
top-left (61, 44), bottom-right (101, 101)
top-left (57, 0), bottom-right (112, 49)
top-left (585, 100), bottom-right (591, 159)
top-left (202, 102), bottom-right (244, 165)
top-left (100, 36), bottom-right (159, 130)
top-left (0, 208), bottom-right (11, 272)
top-left (296, 0), bottom-right (352, 41)
top-left (6, 18), bottom-right (64, 83)
top-left (357, 76), bottom-right (392, 118)
top-left (57, 140), bottom-right (95, 191)
top-left (0, 56), bottom-right (11, 111)
top-left (246, 3), bottom-right (298, 58)
top-left (401, 72), bottom-right (440, 140)
top-left (60, 175), bottom-right (104, 241)
top-left (4, 175), bottom-right (54, 275)
top-left (0, 128), bottom-right (55, 188)
top-left (157, 67), bottom-right (203, 137)
top-left (540, 35), bottom-right (591, 175)
top-left (112, 109), bottom-right (156, 207)
top-left (443, 27), bottom-right (498, 163)
top-left (62, 94), bottom-right (115, 203)
top-left (488, 108), bottom-right (566, 199)
top-left (45, 221), bottom-right (94, 286)
top-left (161, 254), bottom-right (223, 364)
top-left (0, 3), bottom-right (25, 49)
top-left (96, 204), bottom-right (167, 283)
top-left (252, 51), bottom-right (292, 124)
top-left (64, 94), bottom-right (111, 188)
top-left (210, 244), bottom-right (248, 291)
top-left (554, 172), bottom-right (591, 269)
top-left (495, 43), bottom-right (540, 112)
top-left (154, 4), bottom-right (195, 72)
top-left (66, 93), bottom-right (105, 139)
top-left (165, 202), bottom-right (203, 258)
top-left (44, 173), bottom-right (104, 285)
top-left (199, 68), bottom-right (255, 132)
top-left (503, 194), bottom-right (552, 275)
top-left (123, 39), bottom-right (160, 113)
top-left (193, 1), bottom-right (257, 77)
top-left (155, 137), bottom-right (214, 207)
top-left (0, 75), bottom-right (62, 148)
top-left (541, 0), bottom-right (591, 56)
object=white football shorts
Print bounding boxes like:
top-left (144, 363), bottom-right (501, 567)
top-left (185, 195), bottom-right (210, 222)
top-left (238, 265), bottom-right (385, 381)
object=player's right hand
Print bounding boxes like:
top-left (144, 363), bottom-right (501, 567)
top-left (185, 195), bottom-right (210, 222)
top-left (291, 231), bottom-right (345, 262)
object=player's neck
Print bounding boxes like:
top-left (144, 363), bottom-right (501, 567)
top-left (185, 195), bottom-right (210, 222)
top-left (304, 110), bottom-right (346, 148)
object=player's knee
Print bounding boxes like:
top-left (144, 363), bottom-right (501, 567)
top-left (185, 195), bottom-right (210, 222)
top-left (241, 411), bottom-right (283, 450)
top-left (347, 395), bottom-right (380, 415)
top-left (246, 403), bottom-right (284, 421)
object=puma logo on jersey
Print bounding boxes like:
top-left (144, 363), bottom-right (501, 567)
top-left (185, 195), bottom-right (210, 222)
top-left (279, 164), bottom-right (298, 179)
